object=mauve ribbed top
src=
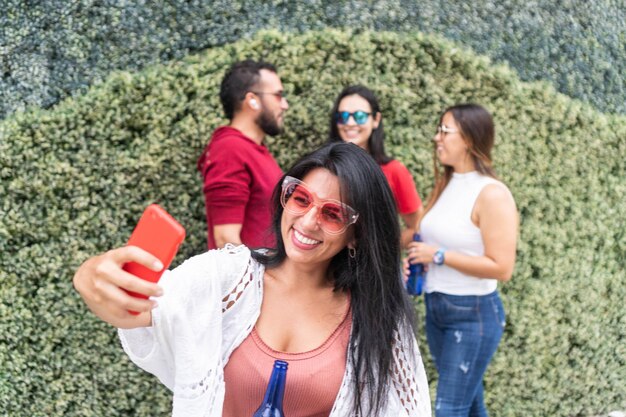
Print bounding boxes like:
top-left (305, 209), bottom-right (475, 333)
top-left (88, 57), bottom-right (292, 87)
top-left (222, 306), bottom-right (352, 417)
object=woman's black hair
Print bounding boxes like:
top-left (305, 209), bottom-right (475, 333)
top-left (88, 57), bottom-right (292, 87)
top-left (328, 85), bottom-right (392, 165)
top-left (252, 142), bottom-right (415, 416)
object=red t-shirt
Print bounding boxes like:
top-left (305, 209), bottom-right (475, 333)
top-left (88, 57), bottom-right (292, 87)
top-left (380, 159), bottom-right (422, 214)
top-left (197, 126), bottom-right (283, 249)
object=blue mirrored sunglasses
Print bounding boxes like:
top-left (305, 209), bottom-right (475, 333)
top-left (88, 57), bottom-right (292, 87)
top-left (335, 110), bottom-right (371, 125)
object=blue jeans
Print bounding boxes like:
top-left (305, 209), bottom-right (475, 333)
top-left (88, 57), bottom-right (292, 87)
top-left (425, 291), bottom-right (506, 417)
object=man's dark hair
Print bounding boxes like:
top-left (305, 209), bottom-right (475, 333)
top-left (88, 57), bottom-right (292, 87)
top-left (253, 142), bottom-right (417, 416)
top-left (219, 59), bottom-right (277, 120)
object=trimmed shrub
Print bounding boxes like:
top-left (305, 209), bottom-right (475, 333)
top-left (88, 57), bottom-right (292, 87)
top-left (1, 29), bottom-right (624, 416)
top-left (1, 0), bottom-right (625, 119)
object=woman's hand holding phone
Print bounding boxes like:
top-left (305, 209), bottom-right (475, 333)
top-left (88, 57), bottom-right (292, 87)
top-left (74, 204), bottom-right (185, 328)
top-left (73, 246), bottom-right (164, 329)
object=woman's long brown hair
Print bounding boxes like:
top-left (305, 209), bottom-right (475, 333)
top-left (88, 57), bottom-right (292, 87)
top-left (420, 104), bottom-right (499, 224)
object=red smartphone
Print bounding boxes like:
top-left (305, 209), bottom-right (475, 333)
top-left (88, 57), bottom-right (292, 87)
top-left (122, 204), bottom-right (186, 312)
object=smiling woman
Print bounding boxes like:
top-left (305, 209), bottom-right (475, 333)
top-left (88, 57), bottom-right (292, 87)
top-left (72, 142), bottom-right (432, 417)
top-left (280, 175), bottom-right (359, 235)
top-left (407, 104), bottom-right (518, 417)
top-left (328, 85), bottom-right (424, 248)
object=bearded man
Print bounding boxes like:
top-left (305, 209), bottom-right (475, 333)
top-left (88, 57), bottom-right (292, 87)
top-left (197, 60), bottom-right (289, 249)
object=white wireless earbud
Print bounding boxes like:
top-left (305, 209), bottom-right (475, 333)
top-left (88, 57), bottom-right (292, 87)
top-left (250, 99), bottom-right (259, 109)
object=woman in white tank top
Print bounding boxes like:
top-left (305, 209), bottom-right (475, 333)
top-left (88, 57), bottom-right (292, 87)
top-left (407, 104), bottom-right (518, 417)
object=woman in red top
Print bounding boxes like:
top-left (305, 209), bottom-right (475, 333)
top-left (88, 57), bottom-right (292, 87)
top-left (328, 85), bottom-right (423, 248)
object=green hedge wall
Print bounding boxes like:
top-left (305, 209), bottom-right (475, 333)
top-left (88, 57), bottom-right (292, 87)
top-left (1, 29), bottom-right (625, 416)
top-left (1, 0), bottom-right (625, 119)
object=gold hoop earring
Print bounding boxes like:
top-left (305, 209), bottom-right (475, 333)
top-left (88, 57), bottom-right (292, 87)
top-left (348, 247), bottom-right (356, 258)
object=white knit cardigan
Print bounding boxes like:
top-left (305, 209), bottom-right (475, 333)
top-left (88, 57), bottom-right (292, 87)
top-left (119, 245), bottom-right (431, 417)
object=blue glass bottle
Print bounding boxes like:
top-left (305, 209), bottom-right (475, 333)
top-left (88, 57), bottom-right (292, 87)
top-left (253, 360), bottom-right (288, 417)
top-left (406, 233), bottom-right (426, 296)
